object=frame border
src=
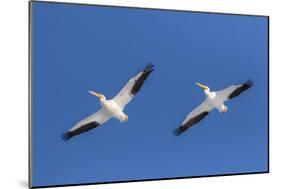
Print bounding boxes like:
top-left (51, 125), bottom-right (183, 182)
top-left (28, 1), bottom-right (270, 188)
top-left (28, 1), bottom-right (32, 188)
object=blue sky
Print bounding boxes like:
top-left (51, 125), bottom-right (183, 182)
top-left (31, 2), bottom-right (268, 187)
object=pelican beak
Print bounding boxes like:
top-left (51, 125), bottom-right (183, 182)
top-left (88, 90), bottom-right (103, 99)
top-left (195, 82), bottom-right (208, 90)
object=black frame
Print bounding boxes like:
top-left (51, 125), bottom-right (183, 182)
top-left (28, 1), bottom-right (270, 188)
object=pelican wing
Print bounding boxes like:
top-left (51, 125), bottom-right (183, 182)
top-left (113, 63), bottom-right (154, 109)
top-left (174, 101), bottom-right (213, 136)
top-left (216, 80), bottom-right (253, 102)
top-left (62, 108), bottom-right (111, 141)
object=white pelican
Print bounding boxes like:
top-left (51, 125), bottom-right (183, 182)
top-left (174, 80), bottom-right (253, 136)
top-left (62, 63), bottom-right (154, 140)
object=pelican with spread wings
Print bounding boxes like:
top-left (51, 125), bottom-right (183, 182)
top-left (62, 63), bottom-right (154, 141)
top-left (174, 80), bottom-right (253, 136)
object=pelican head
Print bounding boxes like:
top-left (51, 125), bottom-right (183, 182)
top-left (195, 82), bottom-right (210, 93)
top-left (88, 90), bottom-right (106, 101)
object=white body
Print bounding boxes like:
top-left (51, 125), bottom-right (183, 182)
top-left (204, 91), bottom-right (228, 113)
top-left (100, 99), bottom-right (128, 122)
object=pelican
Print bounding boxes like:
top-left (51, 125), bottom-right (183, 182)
top-left (62, 63), bottom-right (154, 141)
top-left (174, 80), bottom-right (253, 136)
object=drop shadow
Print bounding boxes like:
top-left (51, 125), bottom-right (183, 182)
top-left (17, 180), bottom-right (29, 188)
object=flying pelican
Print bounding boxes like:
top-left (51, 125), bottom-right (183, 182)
top-left (62, 63), bottom-right (154, 141)
top-left (174, 80), bottom-right (253, 136)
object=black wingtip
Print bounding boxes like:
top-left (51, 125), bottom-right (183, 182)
top-left (61, 132), bottom-right (71, 141)
top-left (173, 127), bottom-right (183, 136)
top-left (228, 80), bottom-right (254, 100)
top-left (144, 63), bottom-right (154, 73)
top-left (245, 79), bottom-right (254, 88)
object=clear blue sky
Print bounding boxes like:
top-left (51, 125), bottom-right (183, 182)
top-left (31, 2), bottom-right (268, 187)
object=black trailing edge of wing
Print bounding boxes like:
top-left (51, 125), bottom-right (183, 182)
top-left (228, 79), bottom-right (253, 100)
top-left (62, 121), bottom-right (100, 141)
top-left (131, 63), bottom-right (154, 95)
top-left (173, 111), bottom-right (209, 136)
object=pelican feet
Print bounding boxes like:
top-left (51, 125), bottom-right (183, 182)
top-left (120, 115), bottom-right (129, 122)
top-left (222, 105), bottom-right (228, 113)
